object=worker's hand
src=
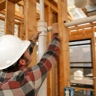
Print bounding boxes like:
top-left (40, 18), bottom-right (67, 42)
top-left (52, 23), bottom-right (58, 34)
top-left (31, 32), bottom-right (41, 42)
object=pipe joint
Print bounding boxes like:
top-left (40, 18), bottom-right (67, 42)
top-left (38, 21), bottom-right (47, 32)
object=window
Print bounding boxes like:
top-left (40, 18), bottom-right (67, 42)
top-left (69, 39), bottom-right (93, 88)
top-left (70, 39), bottom-right (92, 68)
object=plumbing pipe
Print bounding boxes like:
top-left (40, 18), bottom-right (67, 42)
top-left (47, 15), bottom-right (96, 30)
top-left (65, 15), bottom-right (96, 27)
top-left (47, 26), bottom-right (52, 31)
top-left (38, 0), bottom-right (47, 96)
top-left (40, 0), bottom-right (44, 21)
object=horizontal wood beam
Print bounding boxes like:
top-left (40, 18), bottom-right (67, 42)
top-left (0, 0), bottom-right (58, 13)
top-left (9, 0), bottom-right (22, 3)
top-left (48, 0), bottom-right (57, 7)
top-left (45, 0), bottom-right (58, 12)
top-left (18, 0), bottom-right (58, 13)
top-left (18, 0), bottom-right (24, 6)
top-left (0, 15), bottom-right (4, 20)
top-left (46, 0), bottom-right (58, 12)
top-left (0, 0), bottom-right (56, 21)
top-left (0, 10), bottom-right (39, 21)
top-left (0, 10), bottom-right (23, 21)
top-left (69, 28), bottom-right (94, 40)
top-left (0, 15), bottom-right (20, 25)
top-left (73, 87), bottom-right (94, 91)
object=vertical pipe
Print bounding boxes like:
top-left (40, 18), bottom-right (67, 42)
top-left (38, 0), bottom-right (47, 96)
top-left (40, 0), bottom-right (44, 21)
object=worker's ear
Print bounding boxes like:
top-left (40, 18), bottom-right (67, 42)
top-left (19, 59), bottom-right (26, 66)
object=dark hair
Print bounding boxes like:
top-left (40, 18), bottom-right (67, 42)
top-left (2, 54), bottom-right (24, 73)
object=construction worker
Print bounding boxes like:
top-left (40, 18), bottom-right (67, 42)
top-left (0, 23), bottom-right (60, 96)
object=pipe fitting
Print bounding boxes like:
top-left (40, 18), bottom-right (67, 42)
top-left (37, 21), bottom-right (47, 32)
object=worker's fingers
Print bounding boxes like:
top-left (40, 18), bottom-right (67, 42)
top-left (30, 31), bottom-right (41, 42)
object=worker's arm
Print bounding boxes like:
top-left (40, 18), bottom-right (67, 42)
top-left (28, 32), bottom-right (41, 55)
top-left (28, 23), bottom-right (60, 92)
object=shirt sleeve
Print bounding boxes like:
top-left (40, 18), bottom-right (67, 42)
top-left (28, 40), bottom-right (35, 55)
top-left (28, 33), bottom-right (60, 93)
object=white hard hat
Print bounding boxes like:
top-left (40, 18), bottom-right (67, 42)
top-left (0, 35), bottom-right (30, 70)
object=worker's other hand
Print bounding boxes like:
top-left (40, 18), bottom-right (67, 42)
top-left (31, 31), bottom-right (41, 42)
top-left (52, 23), bottom-right (58, 34)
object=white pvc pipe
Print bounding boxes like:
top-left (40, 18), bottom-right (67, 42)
top-left (65, 15), bottom-right (96, 27)
top-left (40, 0), bottom-right (44, 21)
top-left (38, 0), bottom-right (47, 96)
top-left (47, 26), bottom-right (52, 31)
top-left (47, 16), bottom-right (96, 30)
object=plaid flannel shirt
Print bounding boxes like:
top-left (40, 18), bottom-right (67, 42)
top-left (0, 33), bottom-right (60, 96)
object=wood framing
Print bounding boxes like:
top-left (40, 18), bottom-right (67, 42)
top-left (0, 15), bottom-right (20, 25)
top-left (44, 0), bottom-right (58, 12)
top-left (68, 25), bottom-right (96, 95)
top-left (44, 5), bottom-right (59, 96)
top-left (9, 0), bottom-right (22, 3)
top-left (91, 27), bottom-right (96, 96)
top-left (18, 22), bottom-right (25, 39)
top-left (0, 0), bottom-right (5, 11)
top-left (45, 5), bottom-right (53, 96)
top-left (0, 0), bottom-right (22, 11)
top-left (0, 10), bottom-right (23, 21)
top-left (37, 0), bottom-right (58, 13)
top-left (58, 0), bottom-right (70, 96)
top-left (24, 0), bottom-right (37, 66)
top-left (4, 0), bottom-right (15, 34)
top-left (18, 0), bottom-right (24, 6)
top-left (1, 0), bottom-right (96, 96)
